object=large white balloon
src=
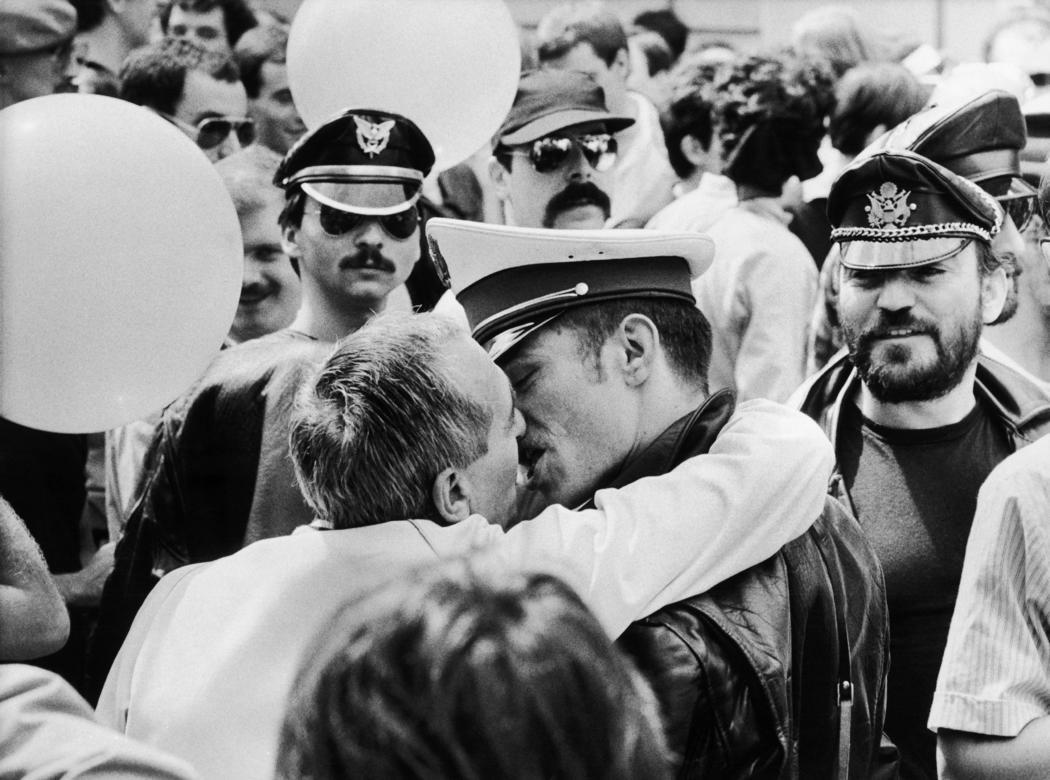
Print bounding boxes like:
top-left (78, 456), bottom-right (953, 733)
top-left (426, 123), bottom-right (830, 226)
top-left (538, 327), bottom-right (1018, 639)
top-left (287, 0), bottom-right (521, 171)
top-left (0, 94), bottom-right (242, 433)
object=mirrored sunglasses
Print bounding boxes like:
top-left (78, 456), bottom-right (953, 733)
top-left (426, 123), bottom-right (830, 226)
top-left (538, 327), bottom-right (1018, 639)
top-left (512, 133), bottom-right (618, 174)
top-left (998, 193), bottom-right (1036, 233)
top-left (308, 203), bottom-right (420, 241)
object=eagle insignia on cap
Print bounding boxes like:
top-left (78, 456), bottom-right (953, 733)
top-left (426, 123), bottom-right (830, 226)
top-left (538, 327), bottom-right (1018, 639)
top-left (865, 182), bottom-right (917, 229)
top-left (353, 116), bottom-right (395, 157)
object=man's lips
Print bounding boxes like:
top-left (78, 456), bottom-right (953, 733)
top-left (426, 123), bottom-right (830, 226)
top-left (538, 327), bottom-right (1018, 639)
top-left (518, 443), bottom-right (545, 489)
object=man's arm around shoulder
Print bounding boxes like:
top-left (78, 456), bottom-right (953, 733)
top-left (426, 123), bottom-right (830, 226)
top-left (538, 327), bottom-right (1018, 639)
top-left (497, 399), bottom-right (834, 636)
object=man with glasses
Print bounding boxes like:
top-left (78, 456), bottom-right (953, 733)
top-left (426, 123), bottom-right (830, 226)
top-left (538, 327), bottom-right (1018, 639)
top-left (119, 37), bottom-right (253, 163)
top-left (490, 68), bottom-right (629, 230)
top-left (0, 0), bottom-right (78, 110)
top-left (794, 148), bottom-right (1050, 779)
top-left (86, 108), bottom-right (432, 700)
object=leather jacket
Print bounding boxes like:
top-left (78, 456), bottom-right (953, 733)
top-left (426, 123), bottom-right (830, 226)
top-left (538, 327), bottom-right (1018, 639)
top-left (605, 391), bottom-right (892, 779)
top-left (792, 350), bottom-right (1050, 514)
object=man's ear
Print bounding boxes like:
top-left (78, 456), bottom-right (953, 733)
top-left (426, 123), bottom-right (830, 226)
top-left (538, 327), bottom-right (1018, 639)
top-left (431, 466), bottom-right (472, 524)
top-left (613, 313), bottom-right (659, 387)
top-left (980, 263), bottom-right (1009, 324)
top-left (281, 224), bottom-right (301, 260)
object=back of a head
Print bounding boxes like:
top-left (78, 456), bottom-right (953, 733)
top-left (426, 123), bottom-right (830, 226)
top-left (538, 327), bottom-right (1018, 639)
top-left (288, 313), bottom-right (491, 530)
top-left (536, 1), bottom-right (628, 67)
top-left (276, 555), bottom-right (672, 780)
top-left (118, 36), bottom-right (239, 114)
top-left (830, 62), bottom-right (930, 156)
top-left (633, 7), bottom-right (688, 62)
top-left (712, 52), bottom-right (836, 191)
top-left (791, 4), bottom-right (881, 79)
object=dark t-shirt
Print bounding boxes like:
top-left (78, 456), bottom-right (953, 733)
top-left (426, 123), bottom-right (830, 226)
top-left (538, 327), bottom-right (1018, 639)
top-left (838, 398), bottom-right (1012, 780)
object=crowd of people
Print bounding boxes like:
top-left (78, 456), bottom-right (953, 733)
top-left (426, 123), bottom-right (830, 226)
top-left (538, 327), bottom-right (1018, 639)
top-left (3, 0), bottom-right (1050, 778)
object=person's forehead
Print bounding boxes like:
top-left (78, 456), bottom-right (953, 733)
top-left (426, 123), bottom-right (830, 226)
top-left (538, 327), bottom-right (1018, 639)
top-left (177, 69), bottom-right (247, 120)
top-left (259, 60), bottom-right (289, 92)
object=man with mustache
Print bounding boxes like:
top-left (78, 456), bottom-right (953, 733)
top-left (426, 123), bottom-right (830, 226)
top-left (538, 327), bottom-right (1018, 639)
top-left (490, 68), bottom-right (625, 230)
top-left (794, 149), bottom-right (1050, 779)
top-left (86, 108), bottom-right (431, 699)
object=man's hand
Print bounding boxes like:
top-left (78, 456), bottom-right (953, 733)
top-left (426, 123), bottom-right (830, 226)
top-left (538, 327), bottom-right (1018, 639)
top-left (54, 542), bottom-right (116, 609)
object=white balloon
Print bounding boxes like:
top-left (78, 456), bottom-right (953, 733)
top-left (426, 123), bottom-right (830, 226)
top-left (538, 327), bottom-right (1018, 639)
top-left (0, 94), bottom-right (242, 433)
top-left (287, 0), bottom-right (521, 171)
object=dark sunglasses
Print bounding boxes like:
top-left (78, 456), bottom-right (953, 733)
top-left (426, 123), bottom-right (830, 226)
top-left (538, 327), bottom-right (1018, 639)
top-left (510, 133), bottom-right (618, 173)
top-left (160, 112), bottom-right (255, 151)
top-left (999, 193), bottom-right (1036, 232)
top-left (194, 116), bottom-right (255, 150)
top-left (307, 203), bottom-right (420, 241)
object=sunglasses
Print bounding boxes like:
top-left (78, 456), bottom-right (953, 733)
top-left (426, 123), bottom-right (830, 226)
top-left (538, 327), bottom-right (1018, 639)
top-left (999, 193), bottom-right (1036, 233)
top-left (160, 112), bottom-right (255, 151)
top-left (509, 133), bottom-right (618, 174)
top-left (306, 203), bottom-right (420, 241)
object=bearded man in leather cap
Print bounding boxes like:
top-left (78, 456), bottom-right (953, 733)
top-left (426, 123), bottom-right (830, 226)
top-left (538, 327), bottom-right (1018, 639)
top-left (431, 217), bottom-right (893, 779)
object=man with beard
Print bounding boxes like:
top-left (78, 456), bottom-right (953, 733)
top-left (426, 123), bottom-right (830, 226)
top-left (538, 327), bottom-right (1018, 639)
top-left (431, 218), bottom-right (892, 778)
top-left (490, 68), bottom-right (627, 230)
top-left (794, 149), bottom-right (1050, 779)
top-left (86, 108), bottom-right (431, 700)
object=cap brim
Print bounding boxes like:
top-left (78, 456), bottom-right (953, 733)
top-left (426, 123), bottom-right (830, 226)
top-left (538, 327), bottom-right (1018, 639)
top-left (840, 237), bottom-right (974, 270)
top-left (500, 109), bottom-right (635, 145)
top-left (301, 180), bottom-right (422, 216)
top-left (483, 314), bottom-right (563, 363)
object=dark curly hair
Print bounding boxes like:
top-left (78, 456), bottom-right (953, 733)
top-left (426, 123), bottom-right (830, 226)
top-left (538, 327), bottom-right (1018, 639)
top-left (160, 0), bottom-right (257, 48)
top-left (711, 52), bottom-right (835, 193)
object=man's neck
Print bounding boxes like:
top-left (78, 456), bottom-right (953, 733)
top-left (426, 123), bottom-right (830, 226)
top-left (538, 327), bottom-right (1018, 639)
top-left (288, 295), bottom-right (385, 342)
top-left (854, 364), bottom-right (980, 429)
top-left (626, 381), bottom-right (710, 461)
top-left (77, 19), bottom-right (134, 75)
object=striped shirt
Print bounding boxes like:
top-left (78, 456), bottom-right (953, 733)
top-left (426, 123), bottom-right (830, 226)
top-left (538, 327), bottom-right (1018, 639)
top-left (928, 435), bottom-right (1050, 737)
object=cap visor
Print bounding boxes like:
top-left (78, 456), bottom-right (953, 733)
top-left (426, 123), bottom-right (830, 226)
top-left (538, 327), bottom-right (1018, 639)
top-left (483, 314), bottom-right (563, 363)
top-left (500, 109), bottom-right (634, 145)
top-left (840, 237), bottom-right (974, 269)
top-left (301, 180), bottom-right (421, 216)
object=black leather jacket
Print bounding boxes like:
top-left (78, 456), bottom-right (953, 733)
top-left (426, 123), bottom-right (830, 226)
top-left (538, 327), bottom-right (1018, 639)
top-left (604, 391), bottom-right (892, 779)
top-left (793, 351), bottom-right (1050, 514)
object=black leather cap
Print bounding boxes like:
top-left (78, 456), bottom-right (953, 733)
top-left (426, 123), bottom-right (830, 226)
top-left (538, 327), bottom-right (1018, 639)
top-left (829, 150), bottom-right (1003, 269)
top-left (274, 109), bottom-right (435, 215)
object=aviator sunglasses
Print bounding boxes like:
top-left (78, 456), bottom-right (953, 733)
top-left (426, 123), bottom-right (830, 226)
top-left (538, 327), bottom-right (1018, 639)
top-left (509, 133), bottom-right (618, 173)
top-left (159, 112), bottom-right (255, 151)
top-left (306, 203), bottom-right (420, 241)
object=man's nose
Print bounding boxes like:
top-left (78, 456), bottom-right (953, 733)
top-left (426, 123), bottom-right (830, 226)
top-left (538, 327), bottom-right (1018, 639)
top-left (354, 218), bottom-right (385, 246)
top-left (875, 274), bottom-right (916, 312)
top-left (215, 131), bottom-right (242, 162)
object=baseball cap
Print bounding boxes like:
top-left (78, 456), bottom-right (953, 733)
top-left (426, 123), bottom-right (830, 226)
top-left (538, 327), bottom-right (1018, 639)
top-left (497, 69), bottom-right (634, 146)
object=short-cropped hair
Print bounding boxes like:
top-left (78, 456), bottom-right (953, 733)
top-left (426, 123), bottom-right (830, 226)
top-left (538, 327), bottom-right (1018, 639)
top-left (118, 37), bottom-right (240, 115)
top-left (536, 1), bottom-right (628, 66)
top-left (633, 8), bottom-right (689, 62)
top-left (829, 63), bottom-right (929, 156)
top-left (289, 314), bottom-right (492, 529)
top-left (275, 555), bottom-right (672, 780)
top-left (553, 297), bottom-right (712, 392)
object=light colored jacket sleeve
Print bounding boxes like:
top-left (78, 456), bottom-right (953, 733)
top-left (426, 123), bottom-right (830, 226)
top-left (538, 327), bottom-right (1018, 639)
top-left (0, 665), bottom-right (199, 780)
top-left (492, 398), bottom-right (834, 637)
